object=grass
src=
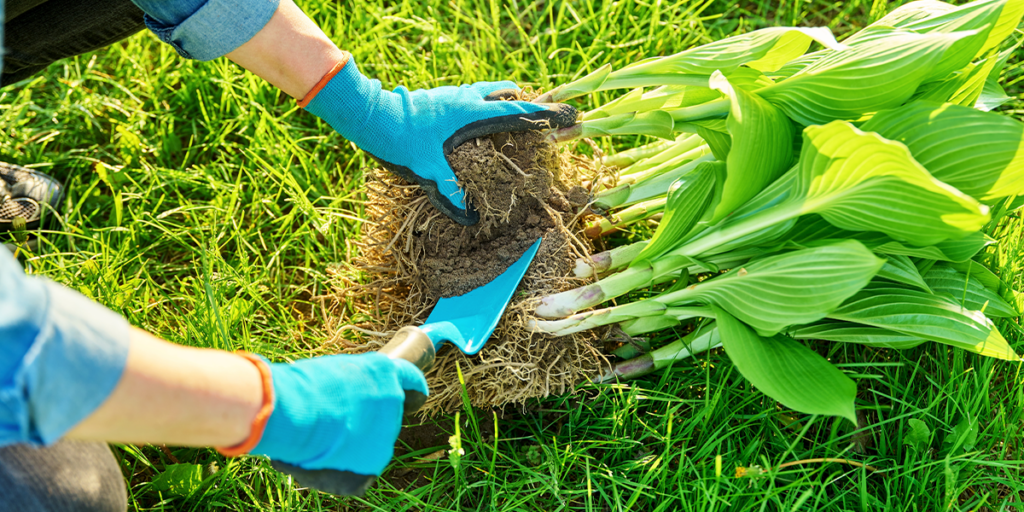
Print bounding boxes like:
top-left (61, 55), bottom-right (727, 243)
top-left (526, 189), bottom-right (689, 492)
top-left (1, 0), bottom-right (1022, 510)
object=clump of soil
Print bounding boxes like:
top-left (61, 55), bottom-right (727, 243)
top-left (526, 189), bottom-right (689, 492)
top-left (325, 128), bottom-right (607, 414)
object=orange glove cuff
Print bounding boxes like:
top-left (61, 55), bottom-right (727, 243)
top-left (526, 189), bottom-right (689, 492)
top-left (298, 51), bottom-right (352, 108)
top-left (216, 352), bottom-right (275, 457)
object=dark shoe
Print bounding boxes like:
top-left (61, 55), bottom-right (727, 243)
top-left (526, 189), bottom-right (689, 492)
top-left (0, 162), bottom-right (64, 242)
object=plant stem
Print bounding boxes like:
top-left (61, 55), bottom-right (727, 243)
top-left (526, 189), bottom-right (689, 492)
top-left (668, 99), bottom-right (731, 122)
top-left (598, 73), bottom-right (712, 91)
top-left (584, 197), bottom-right (668, 238)
top-left (601, 140), bottom-right (673, 168)
top-left (536, 200), bottom-right (804, 317)
top-left (574, 241), bottom-right (649, 277)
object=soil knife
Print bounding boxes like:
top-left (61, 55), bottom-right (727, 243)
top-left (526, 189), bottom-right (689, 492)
top-left (272, 238), bottom-right (542, 495)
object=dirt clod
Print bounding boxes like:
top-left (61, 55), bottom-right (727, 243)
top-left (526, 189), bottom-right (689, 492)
top-left (328, 127), bottom-right (606, 414)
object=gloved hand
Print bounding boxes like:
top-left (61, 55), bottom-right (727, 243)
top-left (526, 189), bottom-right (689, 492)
top-left (302, 53), bottom-right (578, 225)
top-left (248, 352), bottom-right (428, 476)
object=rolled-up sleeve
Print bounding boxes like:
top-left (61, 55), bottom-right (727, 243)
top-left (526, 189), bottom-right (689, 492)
top-left (0, 247), bottom-right (130, 446)
top-left (131, 0), bottom-right (280, 61)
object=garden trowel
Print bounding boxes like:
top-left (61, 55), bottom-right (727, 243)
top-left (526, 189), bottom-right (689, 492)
top-left (272, 238), bottom-right (542, 495)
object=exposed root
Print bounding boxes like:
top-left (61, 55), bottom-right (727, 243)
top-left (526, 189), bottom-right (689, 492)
top-left (323, 129), bottom-right (609, 415)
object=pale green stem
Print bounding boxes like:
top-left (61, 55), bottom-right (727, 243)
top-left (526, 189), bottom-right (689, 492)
top-left (602, 141), bottom-right (673, 168)
top-left (595, 323), bottom-right (720, 382)
top-left (574, 241), bottom-right (649, 277)
top-left (598, 73), bottom-right (712, 91)
top-left (584, 197), bottom-right (667, 238)
top-left (536, 200), bottom-right (805, 317)
top-left (594, 153), bottom-right (715, 211)
top-left (668, 99), bottom-right (731, 122)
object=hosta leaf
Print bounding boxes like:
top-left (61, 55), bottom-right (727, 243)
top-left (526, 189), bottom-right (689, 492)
top-left (870, 231), bottom-right (992, 262)
top-left (758, 29), bottom-right (974, 125)
top-left (828, 284), bottom-right (1020, 360)
top-left (790, 320), bottom-right (928, 349)
top-left (709, 71), bottom-right (796, 223)
top-left (947, 259), bottom-right (1003, 291)
top-left (900, 0), bottom-right (1016, 80)
top-left (633, 162), bottom-right (718, 266)
top-left (861, 102), bottom-right (1024, 202)
top-left (878, 254), bottom-right (931, 292)
top-left (696, 125), bottom-right (732, 161)
top-left (774, 216), bottom-right (989, 263)
top-left (609, 27), bottom-right (843, 80)
top-left (863, 0), bottom-right (959, 30)
top-left (924, 265), bottom-right (1018, 317)
top-left (715, 307), bottom-right (857, 422)
top-left (586, 85), bottom-right (722, 119)
top-left (797, 121), bottom-right (989, 246)
top-left (913, 56), bottom-right (998, 107)
top-left (656, 241), bottom-right (884, 336)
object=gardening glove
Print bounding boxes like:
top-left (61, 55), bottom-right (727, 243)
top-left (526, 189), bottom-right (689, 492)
top-left (301, 52), bottom-right (578, 225)
top-left (239, 352), bottom-right (428, 491)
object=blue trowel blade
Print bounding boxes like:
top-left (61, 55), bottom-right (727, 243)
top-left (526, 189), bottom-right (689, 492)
top-left (420, 238), bottom-right (542, 355)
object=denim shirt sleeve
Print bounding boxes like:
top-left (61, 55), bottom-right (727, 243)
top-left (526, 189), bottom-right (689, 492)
top-left (0, 247), bottom-right (130, 446)
top-left (131, 0), bottom-right (280, 61)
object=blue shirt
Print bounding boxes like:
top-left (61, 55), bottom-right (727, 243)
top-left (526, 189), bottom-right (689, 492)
top-left (0, 0), bottom-right (280, 446)
top-left (0, 247), bottom-right (130, 446)
top-left (134, 0), bottom-right (280, 61)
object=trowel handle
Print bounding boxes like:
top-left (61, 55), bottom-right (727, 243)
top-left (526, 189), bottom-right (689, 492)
top-left (379, 325), bottom-right (437, 415)
top-left (273, 326), bottom-right (437, 497)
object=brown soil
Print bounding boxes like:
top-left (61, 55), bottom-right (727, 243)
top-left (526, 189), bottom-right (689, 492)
top-left (324, 127), bottom-right (609, 414)
top-left (417, 131), bottom-right (574, 298)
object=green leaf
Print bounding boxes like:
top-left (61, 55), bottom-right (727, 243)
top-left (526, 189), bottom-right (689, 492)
top-left (708, 71), bottom-right (796, 223)
top-left (862, 0), bottom-right (959, 30)
top-left (797, 121), bottom-right (989, 246)
top-left (606, 27), bottom-right (843, 84)
top-left (790, 320), bottom-right (927, 349)
top-left (878, 254), bottom-right (931, 292)
top-left (585, 85), bottom-right (722, 119)
top-left (861, 101), bottom-right (1024, 202)
top-left (632, 162), bottom-right (718, 266)
top-left (944, 415), bottom-right (978, 453)
top-left (924, 264), bottom-right (1018, 317)
top-left (758, 29), bottom-right (974, 125)
top-left (871, 231), bottom-right (992, 263)
top-left (715, 306), bottom-right (857, 422)
top-left (899, 0), bottom-right (1015, 81)
top-left (904, 418), bottom-right (932, 451)
top-left (151, 463), bottom-right (204, 496)
top-left (696, 125), bottom-right (732, 161)
top-left (829, 283), bottom-right (1020, 360)
top-left (657, 241), bottom-right (884, 336)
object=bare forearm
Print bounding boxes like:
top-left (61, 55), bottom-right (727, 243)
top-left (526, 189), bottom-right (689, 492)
top-left (225, 0), bottom-right (345, 99)
top-left (66, 327), bottom-right (262, 447)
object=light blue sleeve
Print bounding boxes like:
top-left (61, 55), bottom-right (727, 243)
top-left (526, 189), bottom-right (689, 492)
top-left (131, 0), bottom-right (280, 61)
top-left (0, 247), bottom-right (130, 446)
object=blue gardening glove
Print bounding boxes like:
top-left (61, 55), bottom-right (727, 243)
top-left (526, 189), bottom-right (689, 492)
top-left (251, 352), bottom-right (428, 475)
top-left (303, 54), bottom-right (578, 226)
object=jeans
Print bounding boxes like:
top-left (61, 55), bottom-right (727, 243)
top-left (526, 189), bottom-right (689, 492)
top-left (1, 0), bottom-right (146, 86)
top-left (0, 440), bottom-right (127, 511)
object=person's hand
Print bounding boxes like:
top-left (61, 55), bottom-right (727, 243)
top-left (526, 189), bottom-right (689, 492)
top-left (301, 53), bottom-right (578, 225)
top-left (249, 352), bottom-right (428, 475)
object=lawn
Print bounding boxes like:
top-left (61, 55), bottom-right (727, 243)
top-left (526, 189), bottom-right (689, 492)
top-left (2, 0), bottom-right (1023, 510)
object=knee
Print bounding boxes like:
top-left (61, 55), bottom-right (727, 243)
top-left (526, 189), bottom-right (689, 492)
top-left (0, 440), bottom-right (128, 512)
